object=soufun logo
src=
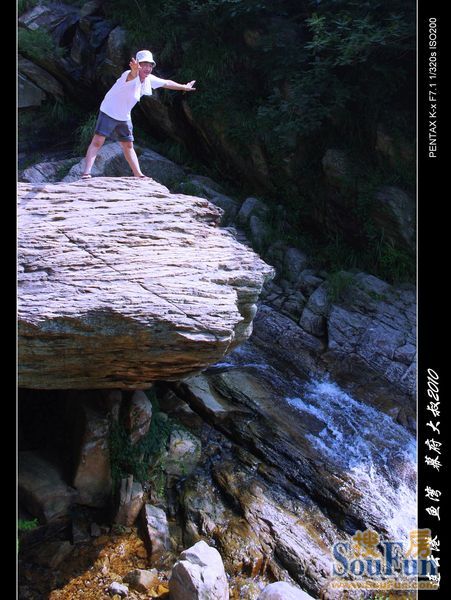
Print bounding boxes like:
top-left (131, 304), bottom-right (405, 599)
top-left (330, 529), bottom-right (439, 589)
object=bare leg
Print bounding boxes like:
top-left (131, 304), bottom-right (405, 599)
top-left (83, 134), bottom-right (106, 175)
top-left (120, 141), bottom-right (145, 177)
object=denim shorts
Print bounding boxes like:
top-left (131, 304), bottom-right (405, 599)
top-left (95, 111), bottom-right (134, 142)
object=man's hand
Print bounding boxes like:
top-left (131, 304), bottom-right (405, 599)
top-left (128, 58), bottom-right (141, 78)
top-left (184, 80), bottom-right (196, 91)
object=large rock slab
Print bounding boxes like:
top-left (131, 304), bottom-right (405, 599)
top-left (18, 177), bottom-right (274, 388)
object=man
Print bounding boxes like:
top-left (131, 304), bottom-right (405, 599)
top-left (81, 49), bottom-right (196, 179)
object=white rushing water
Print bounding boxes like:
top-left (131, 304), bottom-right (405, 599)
top-left (210, 341), bottom-right (417, 545)
top-left (286, 379), bottom-right (417, 543)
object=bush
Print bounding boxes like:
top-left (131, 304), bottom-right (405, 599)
top-left (73, 113), bottom-right (98, 155)
top-left (18, 28), bottom-right (65, 62)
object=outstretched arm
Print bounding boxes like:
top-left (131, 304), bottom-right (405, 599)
top-left (162, 79), bottom-right (196, 92)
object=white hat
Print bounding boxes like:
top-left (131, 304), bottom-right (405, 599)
top-left (136, 50), bottom-right (156, 65)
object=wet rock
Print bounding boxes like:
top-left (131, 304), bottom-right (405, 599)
top-left (182, 374), bottom-right (252, 423)
top-left (215, 518), bottom-right (266, 577)
top-left (325, 272), bottom-right (416, 398)
top-left (166, 429), bottom-right (201, 477)
top-left (298, 307), bottom-right (326, 337)
top-left (258, 581), bottom-right (315, 599)
top-left (212, 461), bottom-right (338, 598)
top-left (169, 540), bottom-right (229, 600)
top-left (252, 304), bottom-right (326, 376)
top-left (179, 474), bottom-right (230, 548)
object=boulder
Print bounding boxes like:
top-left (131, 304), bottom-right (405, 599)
top-left (20, 158), bottom-right (81, 183)
top-left (258, 582), bottom-right (315, 600)
top-left (236, 197), bottom-right (269, 228)
top-left (17, 178), bottom-right (274, 388)
top-left (63, 143), bottom-right (133, 180)
top-left (123, 569), bottom-right (160, 593)
top-left (137, 148), bottom-right (186, 186)
top-left (114, 476), bottom-right (145, 527)
top-left (169, 540), bottom-right (229, 600)
top-left (140, 504), bottom-right (171, 564)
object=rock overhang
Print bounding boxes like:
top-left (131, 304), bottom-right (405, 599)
top-left (18, 177), bottom-right (274, 388)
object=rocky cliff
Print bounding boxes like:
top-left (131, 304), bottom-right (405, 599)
top-left (18, 177), bottom-right (274, 388)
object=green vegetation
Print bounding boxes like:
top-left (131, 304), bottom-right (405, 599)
top-left (18, 28), bottom-right (65, 62)
top-left (17, 518), bottom-right (39, 552)
top-left (100, 0), bottom-right (414, 283)
top-left (325, 271), bottom-right (356, 303)
top-left (18, 518), bottom-right (39, 532)
top-left (19, 0), bottom-right (415, 283)
top-left (73, 113), bottom-right (98, 156)
top-left (109, 392), bottom-right (174, 486)
top-left (103, 0), bottom-right (414, 154)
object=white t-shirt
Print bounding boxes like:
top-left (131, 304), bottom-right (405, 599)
top-left (99, 71), bottom-right (169, 121)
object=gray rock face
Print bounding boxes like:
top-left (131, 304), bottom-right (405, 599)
top-left (169, 540), bottom-right (229, 600)
top-left (17, 178), bottom-right (274, 389)
top-left (253, 271), bottom-right (416, 428)
top-left (324, 273), bottom-right (416, 398)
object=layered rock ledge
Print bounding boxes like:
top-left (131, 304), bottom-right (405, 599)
top-left (18, 177), bottom-right (274, 388)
